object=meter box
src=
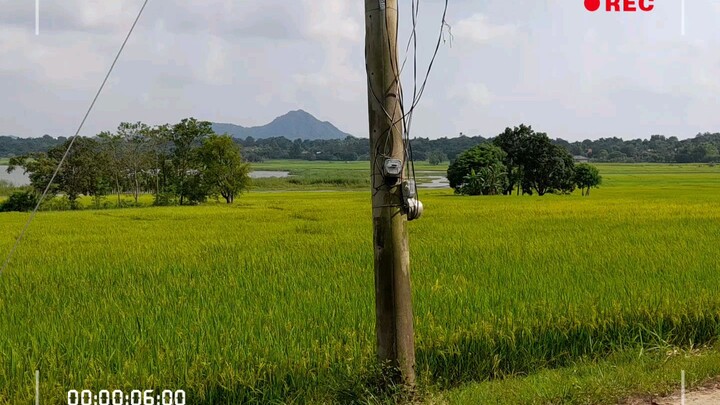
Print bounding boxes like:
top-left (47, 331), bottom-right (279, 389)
top-left (383, 159), bottom-right (403, 178)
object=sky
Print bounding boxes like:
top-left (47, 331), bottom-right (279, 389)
top-left (0, 0), bottom-right (718, 141)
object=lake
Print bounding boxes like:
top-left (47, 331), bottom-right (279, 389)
top-left (0, 166), bottom-right (29, 186)
top-left (0, 168), bottom-right (450, 189)
top-left (0, 168), bottom-right (291, 187)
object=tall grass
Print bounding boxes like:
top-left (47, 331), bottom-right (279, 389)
top-left (0, 180), bottom-right (14, 197)
top-left (1, 164), bottom-right (719, 403)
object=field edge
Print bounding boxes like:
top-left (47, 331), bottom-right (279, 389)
top-left (435, 344), bottom-right (720, 404)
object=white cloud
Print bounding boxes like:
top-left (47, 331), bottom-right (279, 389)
top-left (79, 1), bottom-right (132, 31)
top-left (294, 1), bottom-right (365, 101)
top-left (1, 0), bottom-right (719, 140)
top-left (453, 14), bottom-right (518, 45)
top-left (448, 82), bottom-right (493, 106)
top-left (0, 27), bottom-right (108, 85)
top-left (202, 36), bottom-right (231, 86)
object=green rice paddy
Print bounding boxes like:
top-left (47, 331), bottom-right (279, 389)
top-left (1, 163), bottom-right (719, 403)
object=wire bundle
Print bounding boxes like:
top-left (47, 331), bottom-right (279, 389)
top-left (366, 0), bottom-right (451, 205)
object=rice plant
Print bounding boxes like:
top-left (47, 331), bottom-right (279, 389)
top-left (0, 164), bottom-right (719, 403)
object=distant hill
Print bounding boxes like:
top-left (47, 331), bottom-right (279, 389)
top-left (212, 110), bottom-right (354, 141)
top-left (0, 135), bottom-right (66, 158)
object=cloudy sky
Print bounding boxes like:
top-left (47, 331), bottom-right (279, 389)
top-left (0, 0), bottom-right (718, 141)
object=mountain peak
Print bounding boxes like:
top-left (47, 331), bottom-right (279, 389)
top-left (212, 110), bottom-right (353, 140)
top-left (287, 109), bottom-right (311, 116)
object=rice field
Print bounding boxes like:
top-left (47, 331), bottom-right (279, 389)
top-left (1, 163), bottom-right (720, 403)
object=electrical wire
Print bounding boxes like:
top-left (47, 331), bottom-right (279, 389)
top-left (399, 0), bottom-right (450, 203)
top-left (366, 0), bottom-right (450, 203)
top-left (0, 0), bottom-right (151, 275)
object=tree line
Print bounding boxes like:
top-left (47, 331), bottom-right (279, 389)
top-left (4, 131), bottom-right (720, 164)
top-left (5, 118), bottom-right (250, 211)
top-left (448, 125), bottom-right (602, 196)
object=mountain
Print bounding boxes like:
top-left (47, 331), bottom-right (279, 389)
top-left (212, 110), bottom-right (354, 141)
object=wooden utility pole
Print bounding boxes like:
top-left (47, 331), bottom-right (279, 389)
top-left (364, 0), bottom-right (416, 387)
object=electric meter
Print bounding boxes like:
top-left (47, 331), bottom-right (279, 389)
top-left (383, 159), bottom-right (403, 178)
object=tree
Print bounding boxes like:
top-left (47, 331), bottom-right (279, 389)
top-left (117, 122), bottom-right (153, 203)
top-left (521, 133), bottom-right (576, 196)
top-left (197, 135), bottom-right (251, 203)
top-left (7, 153), bottom-right (59, 197)
top-left (574, 163), bottom-right (602, 196)
top-left (427, 150), bottom-right (447, 165)
top-left (447, 144), bottom-right (507, 192)
top-left (493, 124), bottom-right (533, 195)
top-left (55, 137), bottom-right (110, 209)
top-left (169, 118), bottom-right (214, 205)
top-left (147, 124), bottom-right (174, 205)
top-left (7, 137), bottom-right (110, 209)
top-left (97, 131), bottom-right (125, 206)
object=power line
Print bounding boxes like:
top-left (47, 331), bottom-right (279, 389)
top-left (366, 0), bottom-right (449, 202)
top-left (400, 0), bottom-right (451, 201)
top-left (1, 0), bottom-right (151, 275)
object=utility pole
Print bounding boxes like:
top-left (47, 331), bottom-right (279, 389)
top-left (364, 0), bottom-right (416, 388)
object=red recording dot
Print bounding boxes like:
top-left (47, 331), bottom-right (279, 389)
top-left (585, 0), bottom-right (601, 12)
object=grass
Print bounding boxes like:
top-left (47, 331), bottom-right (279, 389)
top-left (250, 159), bottom-right (448, 173)
top-left (0, 180), bottom-right (15, 197)
top-left (249, 160), bottom-right (447, 191)
top-left (1, 163), bottom-right (720, 403)
top-left (445, 344), bottom-right (720, 404)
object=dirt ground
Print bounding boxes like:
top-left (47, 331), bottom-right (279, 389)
top-left (625, 378), bottom-right (720, 405)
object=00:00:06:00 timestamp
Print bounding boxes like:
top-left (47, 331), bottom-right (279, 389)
top-left (67, 389), bottom-right (186, 405)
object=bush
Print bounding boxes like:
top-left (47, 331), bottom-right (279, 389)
top-left (459, 166), bottom-right (507, 196)
top-left (0, 179), bottom-right (16, 196)
top-left (0, 189), bottom-right (39, 212)
top-left (153, 192), bottom-right (177, 206)
top-left (447, 144), bottom-right (507, 191)
top-left (40, 196), bottom-right (72, 211)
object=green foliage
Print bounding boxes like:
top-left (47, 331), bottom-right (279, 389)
top-left (458, 125), bottom-right (577, 196)
top-left (8, 137), bottom-right (110, 209)
top-left (169, 118), bottom-right (215, 205)
top-left (0, 179), bottom-right (15, 196)
top-left (447, 144), bottom-right (507, 191)
top-left (2, 165), bottom-right (720, 403)
top-left (427, 150), bottom-right (448, 166)
top-left (98, 122), bottom-right (154, 204)
top-left (39, 195), bottom-right (72, 211)
top-left (152, 191), bottom-right (177, 207)
top-left (0, 188), bottom-right (38, 212)
top-left (522, 140), bottom-right (576, 196)
top-left (6, 118), bottom-right (252, 210)
top-left (447, 345), bottom-right (720, 404)
top-left (198, 135), bottom-right (251, 203)
top-left (459, 166), bottom-right (507, 196)
top-left (493, 124), bottom-right (533, 194)
top-left (574, 163), bottom-right (602, 196)
top-left (8, 130), bottom-right (720, 164)
top-left (0, 134), bottom-right (65, 157)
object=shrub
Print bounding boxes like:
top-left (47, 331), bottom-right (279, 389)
top-left (447, 144), bottom-right (507, 192)
top-left (40, 196), bottom-right (72, 211)
top-left (0, 179), bottom-right (16, 196)
top-left (0, 189), bottom-right (39, 212)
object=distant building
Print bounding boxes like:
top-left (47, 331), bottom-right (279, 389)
top-left (573, 155), bottom-right (590, 163)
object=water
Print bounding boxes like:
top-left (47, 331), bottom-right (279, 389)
top-left (0, 168), bottom-right (289, 186)
top-left (0, 167), bottom-right (449, 189)
top-left (418, 175), bottom-right (450, 189)
top-left (0, 166), bottom-right (29, 186)
top-left (416, 171), bottom-right (450, 189)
